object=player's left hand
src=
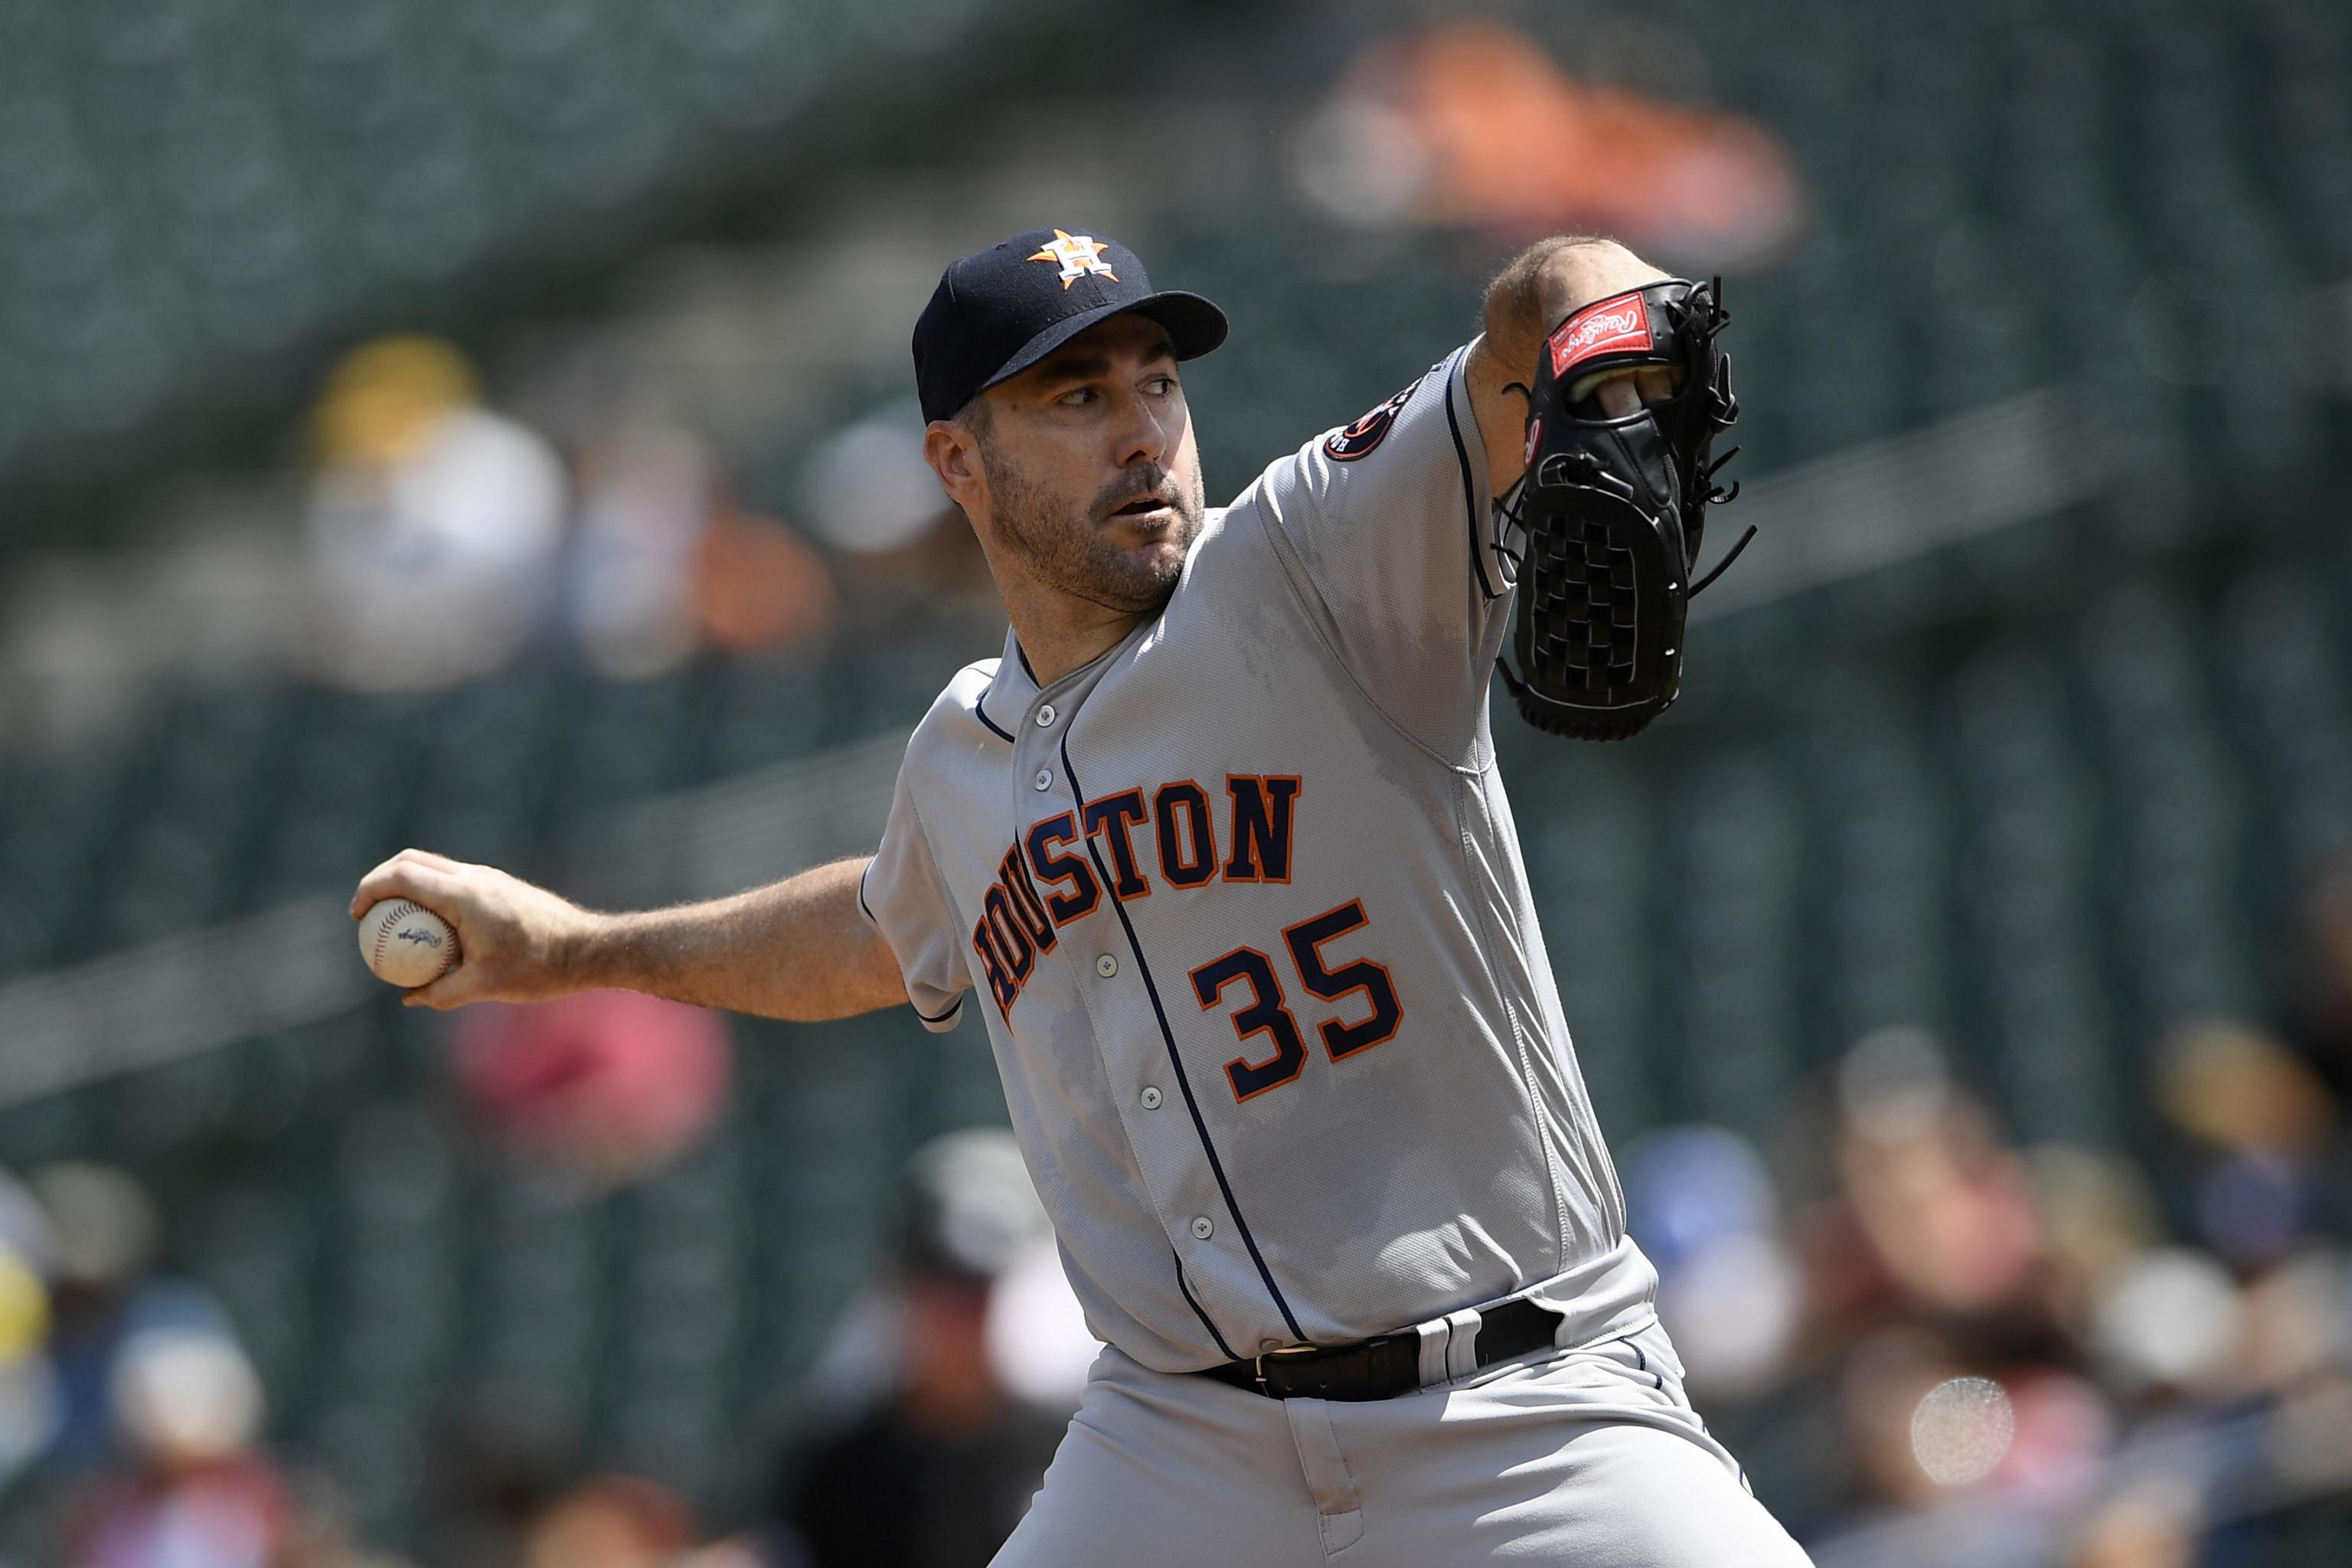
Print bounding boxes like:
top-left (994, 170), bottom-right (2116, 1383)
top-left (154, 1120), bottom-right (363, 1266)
top-left (1534, 240), bottom-right (1679, 416)
top-left (1470, 237), bottom-right (1683, 492)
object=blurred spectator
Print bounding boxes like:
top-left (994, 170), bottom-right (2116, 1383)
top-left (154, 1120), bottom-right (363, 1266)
top-left (1834, 1327), bottom-right (1974, 1511)
top-left (1813, 1029), bottom-right (2053, 1341)
top-left (412, 1398), bottom-right (573, 1568)
top-left (302, 337), bottom-right (567, 691)
top-left (981, 1233), bottom-right (1100, 1413)
top-left (2066, 1486), bottom-right (2201, 1568)
top-left (563, 419), bottom-right (839, 669)
top-left (767, 1131), bottom-right (1073, 1568)
top-left (32, 1165), bottom-right (241, 1478)
top-left (519, 1476), bottom-right (694, 1568)
top-left (1759, 1004), bottom-right (2352, 1564)
top-left (566, 429), bottom-right (715, 678)
top-left (65, 1328), bottom-right (289, 1568)
top-left (2288, 857), bottom-right (2352, 1098)
top-left (0, 1342), bottom-right (58, 1495)
top-left (798, 400), bottom-right (949, 559)
top-left (450, 991), bottom-right (732, 1191)
top-left (795, 400), bottom-right (995, 619)
top-left (0, 1168), bottom-right (56, 1283)
top-left (1620, 1124), bottom-right (1802, 1398)
top-left (0, 1168), bottom-right (57, 1491)
top-left (1289, 20), bottom-right (1802, 266)
top-left (276, 1472), bottom-right (421, 1568)
top-left (2020, 1144), bottom-right (2163, 1340)
top-left (692, 496), bottom-right (841, 660)
top-left (2155, 1019), bottom-right (2339, 1272)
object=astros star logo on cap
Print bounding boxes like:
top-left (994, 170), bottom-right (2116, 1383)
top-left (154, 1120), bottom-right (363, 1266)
top-left (1027, 229), bottom-right (1119, 289)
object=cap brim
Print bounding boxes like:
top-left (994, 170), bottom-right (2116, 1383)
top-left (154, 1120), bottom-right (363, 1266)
top-left (977, 290), bottom-right (1230, 397)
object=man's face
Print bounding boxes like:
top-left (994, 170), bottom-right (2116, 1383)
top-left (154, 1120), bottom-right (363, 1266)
top-left (953, 313), bottom-right (1207, 616)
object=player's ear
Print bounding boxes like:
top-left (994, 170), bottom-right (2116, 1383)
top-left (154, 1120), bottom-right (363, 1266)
top-left (924, 419), bottom-right (986, 511)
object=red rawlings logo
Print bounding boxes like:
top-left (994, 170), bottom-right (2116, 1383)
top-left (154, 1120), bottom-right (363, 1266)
top-left (1521, 416), bottom-right (1544, 469)
top-left (1547, 292), bottom-right (1651, 380)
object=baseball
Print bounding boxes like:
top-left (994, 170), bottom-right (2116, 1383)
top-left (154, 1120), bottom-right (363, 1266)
top-left (358, 899), bottom-right (461, 988)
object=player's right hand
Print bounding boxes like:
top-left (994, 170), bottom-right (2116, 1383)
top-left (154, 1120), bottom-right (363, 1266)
top-left (349, 848), bottom-right (599, 1010)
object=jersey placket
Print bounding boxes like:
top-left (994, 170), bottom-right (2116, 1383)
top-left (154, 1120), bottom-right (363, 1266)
top-left (1038, 666), bottom-right (1303, 1356)
top-left (1002, 657), bottom-right (1228, 1345)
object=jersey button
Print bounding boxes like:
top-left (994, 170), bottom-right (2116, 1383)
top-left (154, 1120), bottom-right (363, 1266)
top-left (1139, 1086), bottom-right (1161, 1109)
top-left (1095, 954), bottom-right (1118, 978)
top-left (1035, 704), bottom-right (1057, 727)
top-left (1190, 1215), bottom-right (1214, 1241)
top-left (1033, 769), bottom-right (1053, 791)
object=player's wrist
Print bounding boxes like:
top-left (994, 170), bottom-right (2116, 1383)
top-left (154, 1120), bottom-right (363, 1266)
top-left (549, 903), bottom-right (619, 995)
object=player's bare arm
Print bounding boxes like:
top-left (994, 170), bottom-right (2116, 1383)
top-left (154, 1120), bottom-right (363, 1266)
top-left (1466, 235), bottom-right (1675, 498)
top-left (348, 848), bottom-right (907, 1019)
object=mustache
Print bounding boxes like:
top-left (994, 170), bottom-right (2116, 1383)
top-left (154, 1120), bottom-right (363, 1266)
top-left (1096, 470), bottom-right (1183, 517)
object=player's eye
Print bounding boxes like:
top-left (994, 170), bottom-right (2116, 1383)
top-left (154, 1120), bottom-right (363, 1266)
top-left (1146, 374), bottom-right (1178, 396)
top-left (1057, 387), bottom-right (1098, 407)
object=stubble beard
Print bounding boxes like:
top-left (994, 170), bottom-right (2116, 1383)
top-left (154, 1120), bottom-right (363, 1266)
top-left (982, 445), bottom-right (1205, 616)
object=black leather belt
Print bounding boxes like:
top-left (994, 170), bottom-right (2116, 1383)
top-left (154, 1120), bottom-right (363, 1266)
top-left (1200, 1297), bottom-right (1563, 1401)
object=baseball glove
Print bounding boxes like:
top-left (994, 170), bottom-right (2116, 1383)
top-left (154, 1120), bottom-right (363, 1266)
top-left (1495, 279), bottom-right (1747, 741)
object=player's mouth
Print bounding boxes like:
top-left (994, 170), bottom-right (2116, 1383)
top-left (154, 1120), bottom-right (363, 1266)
top-left (1105, 495), bottom-right (1171, 526)
top-left (1107, 492), bottom-right (1175, 524)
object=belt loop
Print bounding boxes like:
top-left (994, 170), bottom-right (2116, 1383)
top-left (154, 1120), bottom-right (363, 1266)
top-left (1442, 1307), bottom-right (1484, 1383)
top-left (1414, 1320), bottom-right (1449, 1387)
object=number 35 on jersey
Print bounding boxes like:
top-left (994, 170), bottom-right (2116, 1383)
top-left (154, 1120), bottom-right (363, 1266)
top-left (965, 770), bottom-right (1404, 1103)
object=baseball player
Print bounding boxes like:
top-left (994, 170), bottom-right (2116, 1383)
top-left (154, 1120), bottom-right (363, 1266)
top-left (351, 226), bottom-right (1808, 1565)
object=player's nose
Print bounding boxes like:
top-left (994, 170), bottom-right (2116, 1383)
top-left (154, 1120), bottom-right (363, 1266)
top-left (1111, 387), bottom-right (1178, 469)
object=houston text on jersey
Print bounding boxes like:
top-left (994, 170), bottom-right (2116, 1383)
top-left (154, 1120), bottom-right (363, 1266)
top-left (972, 773), bottom-right (1302, 1019)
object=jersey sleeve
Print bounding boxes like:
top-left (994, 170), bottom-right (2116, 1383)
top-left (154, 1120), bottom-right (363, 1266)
top-left (1248, 339), bottom-right (1510, 753)
top-left (858, 761), bottom-right (972, 1033)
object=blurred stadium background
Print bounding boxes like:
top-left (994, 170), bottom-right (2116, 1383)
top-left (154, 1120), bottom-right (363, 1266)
top-left (2, 0), bottom-right (2350, 1563)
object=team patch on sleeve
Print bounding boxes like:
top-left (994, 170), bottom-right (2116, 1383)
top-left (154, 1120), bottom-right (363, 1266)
top-left (1321, 381), bottom-right (1419, 462)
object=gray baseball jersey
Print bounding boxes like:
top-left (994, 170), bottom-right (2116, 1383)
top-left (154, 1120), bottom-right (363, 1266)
top-left (860, 341), bottom-right (1658, 1373)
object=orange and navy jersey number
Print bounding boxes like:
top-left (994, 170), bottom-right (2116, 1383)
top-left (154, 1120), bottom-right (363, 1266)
top-left (1189, 900), bottom-right (1403, 1102)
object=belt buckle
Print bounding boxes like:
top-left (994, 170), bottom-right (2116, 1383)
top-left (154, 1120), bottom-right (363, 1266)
top-left (1250, 1343), bottom-right (1325, 1392)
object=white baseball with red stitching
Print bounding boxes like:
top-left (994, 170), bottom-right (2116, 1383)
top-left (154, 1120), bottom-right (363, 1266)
top-left (357, 898), bottom-right (461, 988)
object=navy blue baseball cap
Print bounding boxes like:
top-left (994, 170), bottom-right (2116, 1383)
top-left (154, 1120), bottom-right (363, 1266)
top-left (913, 227), bottom-right (1229, 423)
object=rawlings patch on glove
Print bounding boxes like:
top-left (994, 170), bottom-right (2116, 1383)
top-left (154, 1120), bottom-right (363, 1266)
top-left (1496, 278), bottom-right (1747, 741)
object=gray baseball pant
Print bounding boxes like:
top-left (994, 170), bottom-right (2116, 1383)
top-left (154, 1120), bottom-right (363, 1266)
top-left (994, 1314), bottom-right (1814, 1566)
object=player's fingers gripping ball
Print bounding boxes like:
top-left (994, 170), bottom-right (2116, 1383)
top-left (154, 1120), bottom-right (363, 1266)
top-left (358, 898), bottom-right (461, 988)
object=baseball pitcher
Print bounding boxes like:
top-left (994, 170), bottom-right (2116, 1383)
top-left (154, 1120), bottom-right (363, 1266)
top-left (351, 226), bottom-right (1806, 1565)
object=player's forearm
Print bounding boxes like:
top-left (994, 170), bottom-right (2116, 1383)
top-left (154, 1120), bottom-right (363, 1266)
top-left (570, 856), bottom-right (909, 1022)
